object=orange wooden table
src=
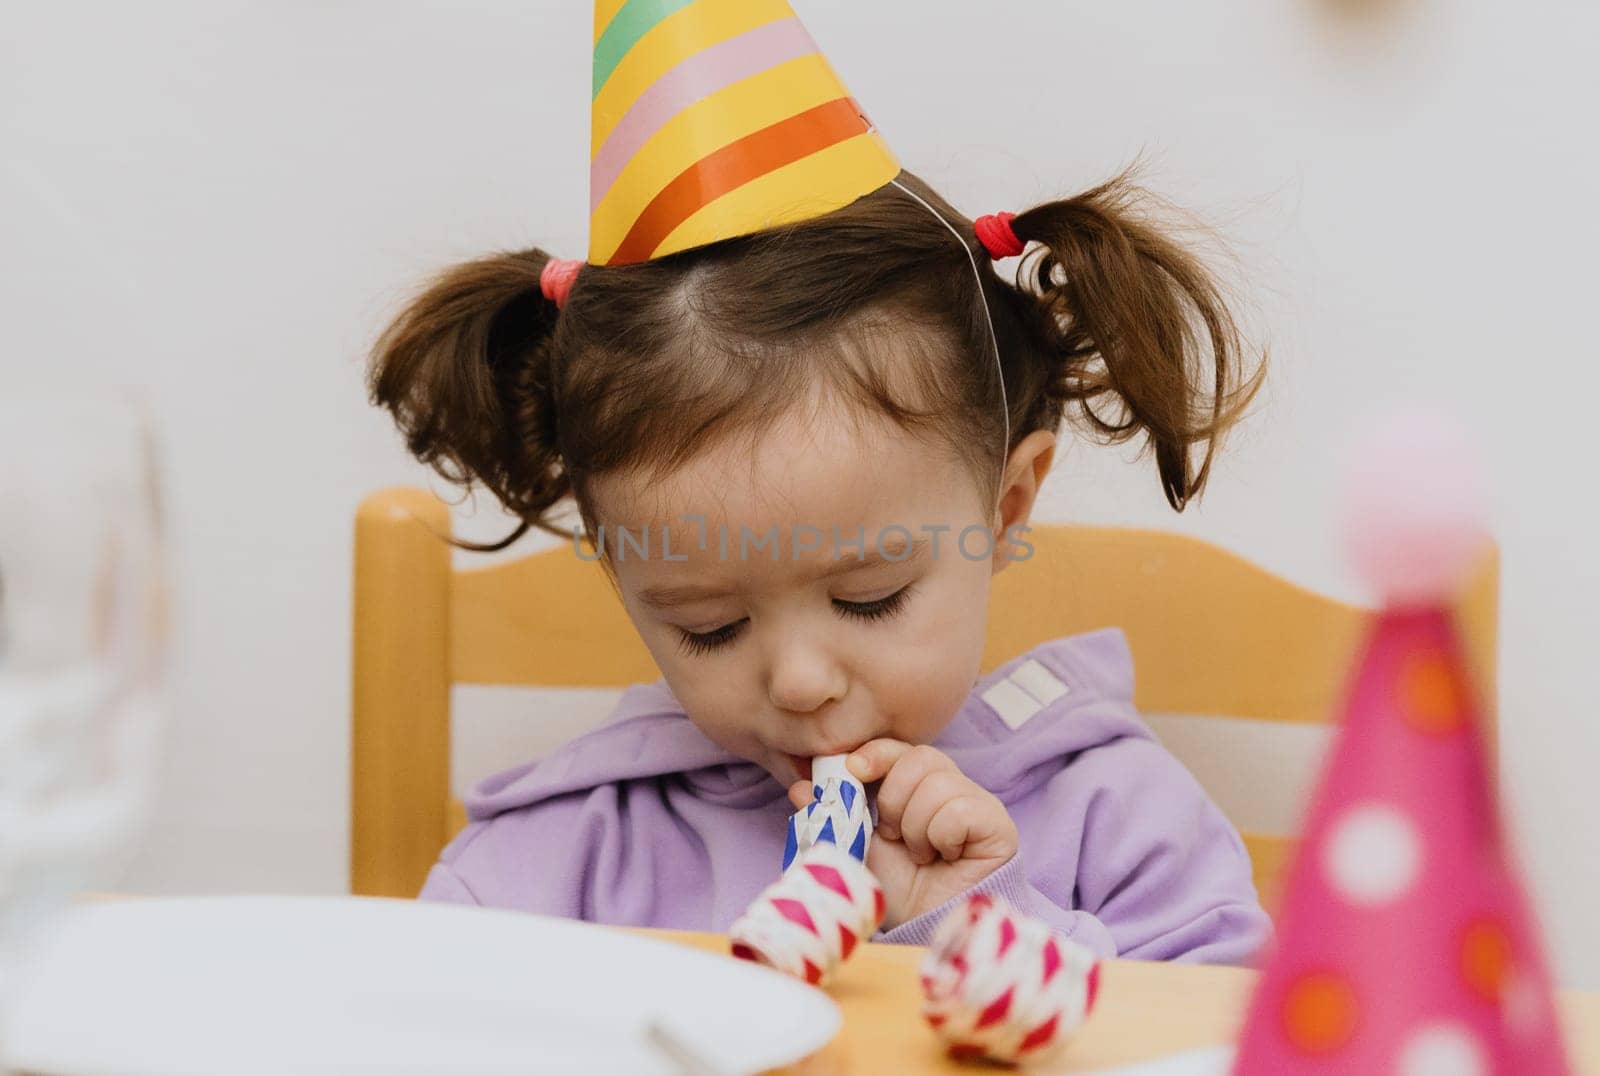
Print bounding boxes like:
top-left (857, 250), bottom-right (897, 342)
top-left (646, 930), bottom-right (1600, 1074)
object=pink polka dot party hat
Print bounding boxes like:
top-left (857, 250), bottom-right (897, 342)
top-left (1230, 409), bottom-right (1572, 1075)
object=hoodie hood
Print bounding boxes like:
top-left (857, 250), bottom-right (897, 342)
top-left (464, 627), bottom-right (1156, 821)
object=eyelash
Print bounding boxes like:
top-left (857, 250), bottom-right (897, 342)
top-left (674, 585), bottom-right (916, 658)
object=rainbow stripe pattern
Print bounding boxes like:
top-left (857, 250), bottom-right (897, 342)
top-left (588, 0), bottom-right (900, 266)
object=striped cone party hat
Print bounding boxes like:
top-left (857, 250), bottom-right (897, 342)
top-left (588, 0), bottom-right (900, 266)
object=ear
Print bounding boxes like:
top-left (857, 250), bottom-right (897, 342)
top-left (991, 429), bottom-right (1056, 576)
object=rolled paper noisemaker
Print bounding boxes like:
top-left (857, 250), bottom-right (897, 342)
top-left (919, 893), bottom-right (1100, 1065)
top-left (729, 840), bottom-right (885, 986)
top-left (783, 753), bottom-right (871, 872)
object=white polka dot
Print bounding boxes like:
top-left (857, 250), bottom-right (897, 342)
top-left (1396, 1022), bottom-right (1488, 1076)
top-left (1322, 801), bottom-right (1422, 905)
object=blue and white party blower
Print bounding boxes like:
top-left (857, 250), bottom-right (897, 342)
top-left (782, 754), bottom-right (872, 872)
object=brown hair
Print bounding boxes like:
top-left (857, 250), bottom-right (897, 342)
top-left (369, 169), bottom-right (1263, 552)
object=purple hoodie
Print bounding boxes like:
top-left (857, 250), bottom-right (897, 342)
top-left (420, 629), bottom-right (1273, 964)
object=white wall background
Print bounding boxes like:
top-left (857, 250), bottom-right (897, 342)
top-left (5, 0), bottom-right (1599, 986)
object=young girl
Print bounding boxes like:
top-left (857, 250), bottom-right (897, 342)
top-left (368, 2), bottom-right (1269, 964)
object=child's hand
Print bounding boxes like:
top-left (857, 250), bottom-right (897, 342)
top-left (788, 739), bottom-right (1018, 930)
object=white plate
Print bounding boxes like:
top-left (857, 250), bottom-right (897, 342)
top-left (2, 895), bottom-right (840, 1075)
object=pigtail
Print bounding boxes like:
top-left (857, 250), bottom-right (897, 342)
top-left (367, 249), bottom-right (574, 550)
top-left (1009, 174), bottom-right (1263, 510)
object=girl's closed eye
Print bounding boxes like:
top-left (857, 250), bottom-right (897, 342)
top-left (674, 584), bottom-right (917, 657)
top-left (835, 583), bottom-right (915, 622)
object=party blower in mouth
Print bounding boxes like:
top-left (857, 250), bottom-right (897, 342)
top-left (728, 754), bottom-right (883, 985)
top-left (783, 754), bottom-right (872, 872)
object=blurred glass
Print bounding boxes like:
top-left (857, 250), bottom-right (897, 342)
top-left (0, 390), bottom-right (168, 1036)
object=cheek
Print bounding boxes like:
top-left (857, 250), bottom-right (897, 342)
top-left (617, 598), bottom-right (769, 758)
top-left (655, 666), bottom-right (767, 755)
top-left (880, 651), bottom-right (985, 742)
top-left (876, 563), bottom-right (991, 740)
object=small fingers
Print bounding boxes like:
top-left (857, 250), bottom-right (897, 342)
top-left (897, 771), bottom-right (972, 865)
top-left (925, 796), bottom-right (983, 862)
top-left (845, 738), bottom-right (915, 784)
top-left (787, 780), bottom-right (812, 810)
top-left (876, 746), bottom-right (961, 846)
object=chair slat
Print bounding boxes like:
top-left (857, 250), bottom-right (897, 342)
top-left (1242, 832), bottom-right (1295, 917)
top-left (450, 542), bottom-right (655, 686)
top-left (351, 489), bottom-right (452, 898)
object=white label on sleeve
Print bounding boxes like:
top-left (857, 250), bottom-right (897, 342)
top-left (1010, 658), bottom-right (1069, 706)
top-left (981, 679), bottom-right (1043, 729)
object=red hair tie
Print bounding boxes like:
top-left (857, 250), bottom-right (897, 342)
top-left (974, 212), bottom-right (1024, 260)
top-left (540, 258), bottom-right (583, 308)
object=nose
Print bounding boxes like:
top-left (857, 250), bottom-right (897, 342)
top-left (765, 627), bottom-right (848, 717)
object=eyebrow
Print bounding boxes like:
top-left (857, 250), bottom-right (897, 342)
top-left (636, 537), bottom-right (931, 608)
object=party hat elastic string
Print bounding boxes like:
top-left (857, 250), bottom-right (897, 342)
top-left (887, 178), bottom-right (1012, 521)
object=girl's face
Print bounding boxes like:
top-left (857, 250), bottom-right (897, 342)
top-left (591, 399), bottom-right (1053, 788)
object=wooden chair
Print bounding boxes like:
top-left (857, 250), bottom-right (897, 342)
top-left (350, 486), bottom-right (1499, 915)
